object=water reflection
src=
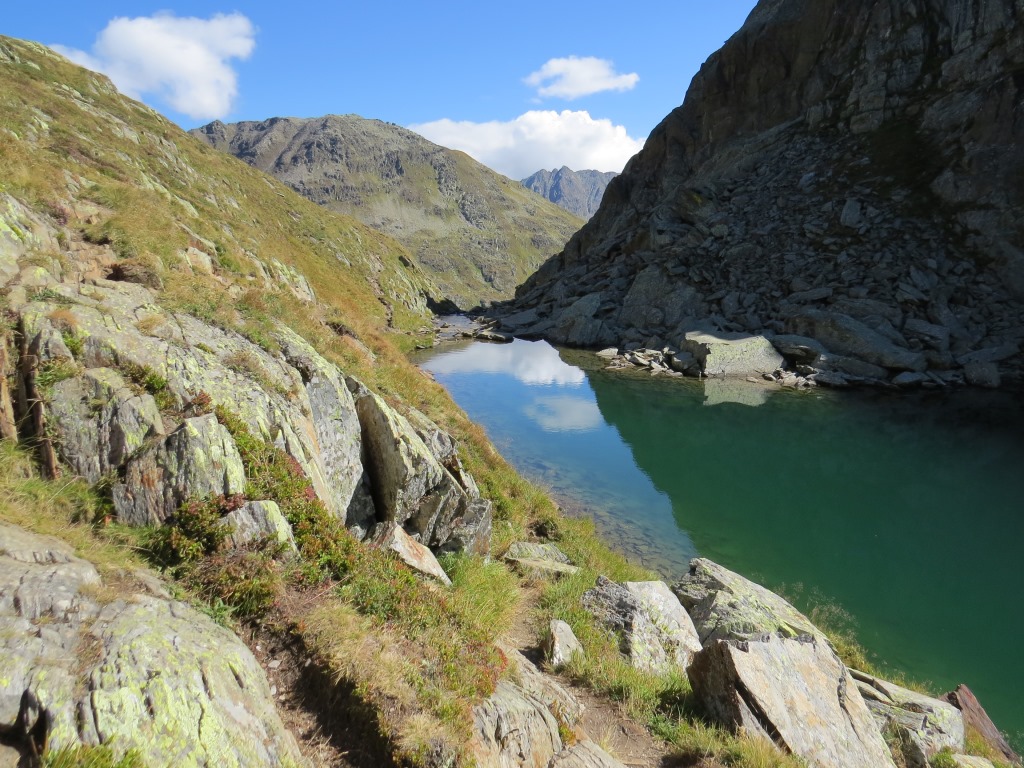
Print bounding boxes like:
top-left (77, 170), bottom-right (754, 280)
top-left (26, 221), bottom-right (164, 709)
top-left (524, 395), bottom-right (603, 432)
top-left (703, 377), bottom-right (772, 407)
top-left (423, 338), bottom-right (585, 386)
top-left (418, 337), bottom-right (1024, 745)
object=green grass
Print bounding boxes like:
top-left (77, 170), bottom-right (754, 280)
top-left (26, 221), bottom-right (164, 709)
top-left (42, 745), bottom-right (143, 768)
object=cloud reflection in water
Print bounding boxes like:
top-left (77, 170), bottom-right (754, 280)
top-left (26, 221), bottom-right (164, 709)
top-left (524, 395), bottom-right (604, 432)
top-left (423, 339), bottom-right (585, 387)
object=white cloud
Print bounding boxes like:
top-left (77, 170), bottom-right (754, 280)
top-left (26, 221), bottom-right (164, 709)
top-left (410, 110), bottom-right (644, 179)
top-left (52, 12), bottom-right (255, 120)
top-left (524, 56), bottom-right (639, 100)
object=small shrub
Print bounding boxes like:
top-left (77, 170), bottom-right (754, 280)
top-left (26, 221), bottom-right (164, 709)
top-left (118, 360), bottom-right (175, 410)
top-left (185, 390), bottom-right (213, 416)
top-left (29, 286), bottom-right (71, 304)
top-left (185, 547), bottom-right (284, 619)
top-left (134, 314), bottom-right (162, 335)
top-left (145, 494), bottom-right (240, 569)
top-left (929, 748), bottom-right (960, 768)
top-left (36, 358), bottom-right (79, 389)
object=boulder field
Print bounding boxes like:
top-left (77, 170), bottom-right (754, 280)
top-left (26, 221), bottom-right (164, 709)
top-left (493, 0), bottom-right (1024, 391)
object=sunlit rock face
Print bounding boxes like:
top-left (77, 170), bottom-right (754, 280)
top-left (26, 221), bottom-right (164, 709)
top-left (498, 0), bottom-right (1024, 388)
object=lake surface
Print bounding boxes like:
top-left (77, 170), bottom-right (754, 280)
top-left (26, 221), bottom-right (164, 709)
top-left (416, 336), bottom-right (1024, 748)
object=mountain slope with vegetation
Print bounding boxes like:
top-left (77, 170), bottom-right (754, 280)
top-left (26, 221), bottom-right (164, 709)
top-left (521, 166), bottom-right (618, 220)
top-left (1, 31), bottom-right (1017, 768)
top-left (191, 116), bottom-right (583, 309)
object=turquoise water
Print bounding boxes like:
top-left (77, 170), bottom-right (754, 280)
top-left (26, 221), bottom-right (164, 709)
top-left (417, 337), bottom-right (1024, 748)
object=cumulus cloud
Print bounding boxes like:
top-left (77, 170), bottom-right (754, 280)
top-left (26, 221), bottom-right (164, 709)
top-left (52, 12), bottom-right (255, 120)
top-left (524, 56), bottom-right (639, 100)
top-left (410, 110), bottom-right (644, 179)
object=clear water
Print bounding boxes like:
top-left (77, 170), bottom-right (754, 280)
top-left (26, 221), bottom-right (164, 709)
top-left (417, 337), bottom-right (1024, 748)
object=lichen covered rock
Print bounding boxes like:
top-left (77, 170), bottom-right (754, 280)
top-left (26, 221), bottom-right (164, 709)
top-left (0, 522), bottom-right (304, 766)
top-left (582, 576), bottom-right (701, 675)
top-left (689, 634), bottom-right (896, 768)
top-left (112, 414), bottom-right (246, 526)
top-left (47, 367), bottom-right (164, 484)
top-left (852, 670), bottom-right (964, 768)
top-left (673, 557), bottom-right (826, 645)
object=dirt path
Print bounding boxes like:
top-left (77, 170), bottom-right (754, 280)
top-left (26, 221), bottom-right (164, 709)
top-left (501, 586), bottom-right (675, 768)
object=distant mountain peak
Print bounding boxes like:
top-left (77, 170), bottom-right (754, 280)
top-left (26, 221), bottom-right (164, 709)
top-left (521, 167), bottom-right (618, 220)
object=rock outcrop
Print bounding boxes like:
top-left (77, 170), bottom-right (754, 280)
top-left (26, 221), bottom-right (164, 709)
top-left (689, 633), bottom-right (897, 768)
top-left (852, 669), bottom-right (965, 767)
top-left (521, 167), bottom-right (618, 220)
top-left (582, 576), bottom-right (702, 675)
top-left (497, 0), bottom-right (1024, 389)
top-left (4, 271), bottom-right (487, 565)
top-left (470, 648), bottom-right (628, 768)
top-left (192, 116), bottom-right (583, 308)
top-left (673, 558), bottom-right (828, 645)
top-left (0, 522), bottom-right (304, 765)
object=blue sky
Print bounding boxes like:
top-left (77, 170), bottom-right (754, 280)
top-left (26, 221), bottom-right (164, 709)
top-left (5, 2), bottom-right (758, 177)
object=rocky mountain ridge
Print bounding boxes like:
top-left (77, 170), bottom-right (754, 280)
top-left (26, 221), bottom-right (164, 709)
top-left (192, 116), bottom-right (583, 309)
top-left (521, 167), bottom-right (618, 220)
top-left (496, 0), bottom-right (1024, 390)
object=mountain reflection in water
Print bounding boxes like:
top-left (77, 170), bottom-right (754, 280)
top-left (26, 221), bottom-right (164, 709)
top-left (417, 337), bottom-right (1024, 748)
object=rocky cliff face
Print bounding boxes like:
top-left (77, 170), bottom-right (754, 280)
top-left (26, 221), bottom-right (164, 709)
top-left (521, 167), bottom-right (618, 220)
top-left (192, 116), bottom-right (583, 309)
top-left (500, 0), bottom-right (1024, 388)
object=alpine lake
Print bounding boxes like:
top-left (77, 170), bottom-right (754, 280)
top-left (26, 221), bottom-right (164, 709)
top-left (414, 332), bottom-right (1024, 749)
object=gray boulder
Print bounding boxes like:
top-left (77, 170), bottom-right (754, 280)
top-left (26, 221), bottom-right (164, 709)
top-left (545, 620), bottom-right (585, 670)
top-left (689, 634), bottom-right (897, 768)
top-left (371, 522), bottom-right (452, 586)
top-left (112, 414), bottom-right (246, 526)
top-left (852, 669), bottom-right (964, 768)
top-left (224, 500), bottom-right (297, 552)
top-left (787, 309), bottom-right (927, 372)
top-left (673, 558), bottom-right (827, 645)
top-left (680, 330), bottom-right (784, 377)
top-left (47, 368), bottom-right (164, 484)
top-left (551, 293), bottom-right (610, 347)
top-left (0, 522), bottom-right (303, 765)
top-left (470, 680), bottom-right (562, 768)
top-left (505, 541), bottom-right (580, 580)
top-left (506, 647), bottom-right (585, 728)
top-left (582, 576), bottom-right (702, 675)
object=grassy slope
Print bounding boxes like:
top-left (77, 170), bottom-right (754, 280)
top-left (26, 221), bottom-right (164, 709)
top-left (0, 35), bottom-right (938, 768)
top-left (192, 114), bottom-right (584, 309)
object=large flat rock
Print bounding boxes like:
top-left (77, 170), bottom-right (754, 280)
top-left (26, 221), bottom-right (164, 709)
top-left (0, 523), bottom-right (303, 765)
top-left (689, 634), bottom-right (896, 768)
top-left (680, 330), bottom-right (784, 377)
